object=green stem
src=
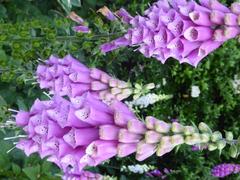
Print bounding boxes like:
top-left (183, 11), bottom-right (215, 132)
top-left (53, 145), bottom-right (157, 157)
top-left (0, 32), bottom-right (123, 43)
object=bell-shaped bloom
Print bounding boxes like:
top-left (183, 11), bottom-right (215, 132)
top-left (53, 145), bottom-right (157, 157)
top-left (36, 55), bottom-right (133, 101)
top-left (101, 0), bottom-right (240, 67)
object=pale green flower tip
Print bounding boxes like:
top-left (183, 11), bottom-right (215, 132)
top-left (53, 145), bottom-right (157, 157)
top-left (211, 131), bottom-right (222, 142)
top-left (198, 122), bottom-right (212, 133)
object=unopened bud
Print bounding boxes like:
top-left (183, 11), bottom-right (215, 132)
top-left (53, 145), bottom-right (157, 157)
top-left (170, 134), bottom-right (184, 146)
top-left (155, 120), bottom-right (171, 133)
top-left (172, 122), bottom-right (184, 133)
top-left (144, 83), bottom-right (155, 90)
top-left (211, 131), bottom-right (222, 142)
top-left (217, 140), bottom-right (226, 150)
top-left (208, 143), bottom-right (218, 151)
top-left (184, 126), bottom-right (196, 135)
top-left (198, 122), bottom-right (212, 133)
top-left (200, 133), bottom-right (210, 143)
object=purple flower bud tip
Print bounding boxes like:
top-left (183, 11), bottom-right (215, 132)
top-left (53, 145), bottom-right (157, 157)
top-left (97, 6), bottom-right (117, 21)
top-left (72, 25), bottom-right (90, 33)
top-left (16, 111), bottom-right (30, 126)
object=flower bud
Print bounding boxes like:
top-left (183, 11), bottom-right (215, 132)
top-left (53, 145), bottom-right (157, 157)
top-left (144, 83), bottom-right (155, 90)
top-left (145, 131), bottom-right (162, 144)
top-left (225, 131), bottom-right (234, 141)
top-left (198, 122), bottom-right (212, 133)
top-left (217, 140), bottom-right (226, 150)
top-left (208, 143), bottom-right (218, 151)
top-left (155, 120), bottom-right (171, 133)
top-left (170, 135), bottom-right (184, 146)
top-left (211, 131), bottom-right (222, 142)
top-left (185, 133), bottom-right (201, 145)
top-left (184, 126), bottom-right (196, 135)
top-left (171, 122), bottom-right (184, 133)
top-left (145, 116), bottom-right (157, 130)
top-left (200, 133), bottom-right (210, 143)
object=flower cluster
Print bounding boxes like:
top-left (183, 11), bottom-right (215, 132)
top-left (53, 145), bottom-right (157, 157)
top-left (14, 92), bottom-right (143, 178)
top-left (211, 163), bottom-right (240, 178)
top-left (37, 55), bottom-right (133, 102)
top-left (101, 0), bottom-right (240, 67)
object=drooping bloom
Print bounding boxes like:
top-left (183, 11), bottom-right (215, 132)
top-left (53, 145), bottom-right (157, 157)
top-left (101, 0), bottom-right (240, 67)
top-left (211, 163), bottom-right (240, 178)
top-left (36, 55), bottom-right (133, 102)
top-left (68, 11), bottom-right (90, 33)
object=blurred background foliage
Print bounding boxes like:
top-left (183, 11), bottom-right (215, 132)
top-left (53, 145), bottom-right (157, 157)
top-left (0, 0), bottom-right (239, 179)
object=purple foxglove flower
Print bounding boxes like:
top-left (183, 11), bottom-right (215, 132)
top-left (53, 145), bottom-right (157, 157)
top-left (15, 111), bottom-right (30, 127)
top-left (136, 141), bottom-right (156, 161)
top-left (72, 25), bottom-right (90, 33)
top-left (118, 129), bottom-right (142, 143)
top-left (231, 2), bottom-right (240, 14)
top-left (97, 6), bottom-right (117, 21)
top-left (68, 12), bottom-right (90, 33)
top-left (99, 125), bottom-right (120, 140)
top-left (212, 163), bottom-right (240, 178)
top-left (116, 8), bottom-right (133, 23)
top-left (117, 143), bottom-right (137, 157)
top-left (37, 55), bottom-right (133, 101)
top-left (145, 131), bottom-right (162, 144)
top-left (224, 13), bottom-right (238, 26)
top-left (127, 119), bottom-right (147, 134)
top-left (101, 0), bottom-right (240, 66)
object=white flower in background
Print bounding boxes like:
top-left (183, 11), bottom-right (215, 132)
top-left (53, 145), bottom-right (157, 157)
top-left (191, 86), bottom-right (201, 98)
top-left (126, 93), bottom-right (173, 109)
top-left (103, 176), bottom-right (117, 180)
top-left (232, 75), bottom-right (240, 94)
top-left (121, 164), bottom-right (155, 174)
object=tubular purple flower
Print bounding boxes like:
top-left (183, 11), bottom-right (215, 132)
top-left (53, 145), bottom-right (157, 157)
top-left (97, 6), bottom-right (117, 21)
top-left (127, 120), bottom-right (147, 134)
top-left (118, 129), bottom-right (142, 143)
top-left (101, 0), bottom-right (240, 66)
top-left (72, 25), bottom-right (90, 33)
top-left (224, 13), bottom-right (238, 26)
top-left (37, 55), bottom-right (133, 101)
top-left (117, 143), bottom-right (137, 157)
top-left (231, 2), bottom-right (240, 14)
top-left (99, 125), bottom-right (120, 140)
top-left (184, 26), bottom-right (213, 41)
top-left (210, 10), bottom-right (225, 24)
top-left (15, 111), bottom-right (30, 127)
top-left (189, 11), bottom-right (212, 26)
top-left (116, 8), bottom-right (133, 23)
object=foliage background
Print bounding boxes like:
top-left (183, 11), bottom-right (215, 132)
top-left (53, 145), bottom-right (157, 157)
top-left (0, 0), bottom-right (239, 179)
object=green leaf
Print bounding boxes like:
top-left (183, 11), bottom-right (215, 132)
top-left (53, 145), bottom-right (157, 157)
top-left (17, 97), bottom-right (28, 111)
top-left (12, 163), bottom-right (21, 175)
top-left (23, 165), bottom-right (41, 180)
